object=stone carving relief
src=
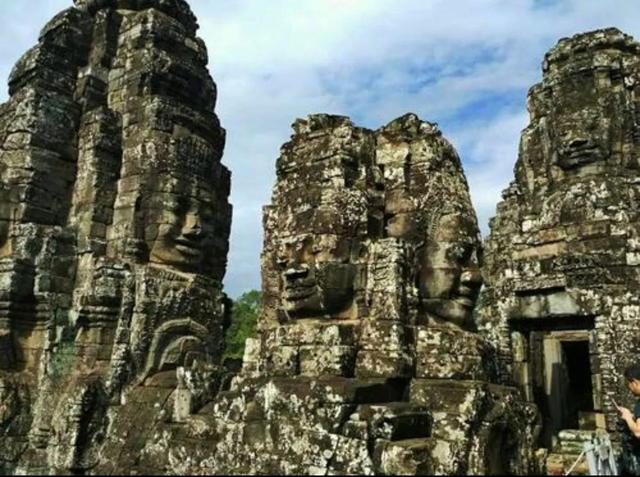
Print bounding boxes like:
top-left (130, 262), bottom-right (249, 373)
top-left (0, 0), bottom-right (231, 473)
top-left (481, 28), bottom-right (640, 474)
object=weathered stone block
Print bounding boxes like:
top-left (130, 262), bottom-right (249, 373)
top-left (299, 345), bottom-right (356, 377)
top-left (414, 327), bottom-right (492, 380)
top-left (355, 403), bottom-right (431, 441)
top-left (264, 322), bottom-right (359, 348)
top-left (374, 438), bottom-right (440, 476)
top-left (410, 379), bottom-right (488, 414)
top-left (260, 346), bottom-right (299, 377)
top-left (359, 321), bottom-right (410, 351)
top-left (355, 350), bottom-right (413, 378)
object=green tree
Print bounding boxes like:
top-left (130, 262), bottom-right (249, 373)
top-left (223, 290), bottom-right (261, 360)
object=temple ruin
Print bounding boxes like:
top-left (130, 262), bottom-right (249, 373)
top-left (0, 0), bottom-right (232, 473)
top-left (37, 113), bottom-right (537, 475)
top-left (480, 27), bottom-right (640, 474)
top-left (231, 113), bottom-right (538, 474)
top-left (0, 1), bottom-right (639, 475)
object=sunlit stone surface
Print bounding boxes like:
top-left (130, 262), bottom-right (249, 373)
top-left (0, 0), bottom-right (231, 473)
top-left (480, 28), bottom-right (640, 475)
top-left (1, 1), bottom-right (637, 475)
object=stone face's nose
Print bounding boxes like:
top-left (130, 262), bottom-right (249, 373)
top-left (182, 213), bottom-right (203, 238)
top-left (461, 268), bottom-right (482, 286)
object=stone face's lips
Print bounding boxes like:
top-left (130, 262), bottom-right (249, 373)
top-left (568, 148), bottom-right (597, 158)
top-left (283, 267), bottom-right (315, 292)
top-left (453, 296), bottom-right (475, 308)
top-left (284, 291), bottom-right (316, 304)
top-left (558, 144), bottom-right (603, 169)
top-left (565, 142), bottom-right (600, 159)
top-left (174, 239), bottom-right (202, 256)
top-left (284, 283), bottom-right (317, 301)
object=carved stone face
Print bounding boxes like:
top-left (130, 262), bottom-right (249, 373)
top-left (554, 108), bottom-right (611, 170)
top-left (271, 123), bottom-right (369, 320)
top-left (419, 213), bottom-right (483, 327)
top-left (277, 233), bottom-right (358, 319)
top-left (147, 195), bottom-right (215, 274)
top-left (384, 191), bottom-right (482, 327)
top-left (0, 187), bottom-right (14, 258)
top-left (547, 68), bottom-right (618, 172)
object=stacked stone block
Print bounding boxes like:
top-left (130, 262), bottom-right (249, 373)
top-left (481, 28), bottom-right (640, 474)
top-left (0, 0), bottom-right (232, 473)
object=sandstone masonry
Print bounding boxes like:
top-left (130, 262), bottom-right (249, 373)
top-left (0, 0), bottom-right (231, 473)
top-left (481, 27), bottom-right (640, 475)
top-left (0, 2), bottom-right (638, 476)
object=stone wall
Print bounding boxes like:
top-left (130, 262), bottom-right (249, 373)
top-left (184, 114), bottom-right (538, 475)
top-left (0, 0), bottom-right (231, 473)
top-left (16, 111), bottom-right (537, 475)
top-left (480, 28), bottom-right (640, 473)
top-left (1, 1), bottom-right (639, 475)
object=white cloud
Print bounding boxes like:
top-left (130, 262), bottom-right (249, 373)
top-left (1, 0), bottom-right (639, 296)
top-left (449, 111), bottom-right (531, 235)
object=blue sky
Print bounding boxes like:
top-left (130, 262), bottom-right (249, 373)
top-left (1, 0), bottom-right (639, 298)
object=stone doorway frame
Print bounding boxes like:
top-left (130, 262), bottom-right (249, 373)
top-left (509, 316), bottom-right (604, 448)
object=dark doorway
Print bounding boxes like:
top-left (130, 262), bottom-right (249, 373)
top-left (532, 331), bottom-right (595, 447)
top-left (562, 340), bottom-right (595, 428)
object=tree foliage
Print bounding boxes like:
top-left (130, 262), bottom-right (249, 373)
top-left (223, 290), bottom-right (260, 360)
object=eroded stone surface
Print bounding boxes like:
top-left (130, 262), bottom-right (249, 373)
top-left (0, 0), bottom-right (231, 473)
top-left (480, 28), bottom-right (640, 474)
top-left (23, 109), bottom-right (537, 474)
top-left (193, 113), bottom-right (539, 476)
top-left (6, 3), bottom-right (635, 477)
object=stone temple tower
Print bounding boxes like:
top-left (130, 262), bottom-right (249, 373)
top-left (5, 1), bottom-right (640, 476)
top-left (50, 114), bottom-right (538, 475)
top-left (481, 28), bottom-right (640, 473)
top-left (0, 0), bottom-right (232, 473)
top-left (224, 113), bottom-right (539, 475)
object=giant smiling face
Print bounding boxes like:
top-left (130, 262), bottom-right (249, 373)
top-left (276, 231), bottom-right (359, 319)
top-left (146, 187), bottom-right (217, 275)
top-left (419, 213), bottom-right (483, 328)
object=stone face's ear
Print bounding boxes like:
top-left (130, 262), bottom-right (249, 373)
top-left (138, 319), bottom-right (210, 384)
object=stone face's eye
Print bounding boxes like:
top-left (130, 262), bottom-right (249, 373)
top-left (275, 243), bottom-right (292, 266)
top-left (444, 243), bottom-right (466, 264)
top-left (200, 205), bottom-right (215, 223)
